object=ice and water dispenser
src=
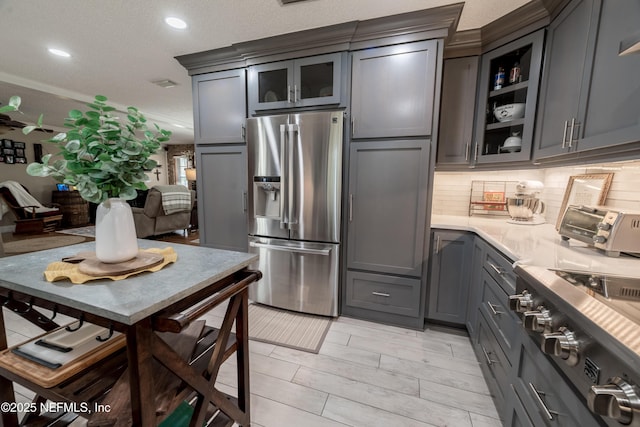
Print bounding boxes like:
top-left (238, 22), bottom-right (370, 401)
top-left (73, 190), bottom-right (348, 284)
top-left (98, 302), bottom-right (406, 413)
top-left (253, 177), bottom-right (280, 218)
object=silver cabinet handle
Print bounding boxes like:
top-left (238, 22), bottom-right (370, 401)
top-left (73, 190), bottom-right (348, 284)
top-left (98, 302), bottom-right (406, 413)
top-left (351, 118), bottom-right (355, 139)
top-left (562, 120), bottom-right (569, 148)
top-left (487, 301), bottom-right (503, 316)
top-left (287, 85), bottom-right (292, 103)
top-left (249, 241), bottom-right (331, 256)
top-left (241, 124), bottom-right (246, 140)
top-left (372, 291), bottom-right (390, 297)
top-left (435, 235), bottom-right (441, 254)
top-left (474, 140), bottom-right (479, 162)
top-left (243, 191), bottom-right (248, 213)
top-left (349, 193), bottom-right (353, 222)
top-left (488, 262), bottom-right (504, 275)
top-left (529, 383), bottom-right (558, 420)
top-left (293, 84), bottom-right (298, 103)
top-left (568, 117), bottom-right (576, 148)
top-left (481, 346), bottom-right (497, 366)
top-left (465, 141), bottom-right (470, 161)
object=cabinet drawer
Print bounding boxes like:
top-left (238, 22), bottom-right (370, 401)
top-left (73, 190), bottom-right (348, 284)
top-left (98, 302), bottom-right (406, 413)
top-left (480, 268), bottom-right (520, 364)
top-left (514, 335), bottom-right (602, 427)
top-left (346, 271), bottom-right (420, 317)
top-left (476, 311), bottom-right (510, 412)
top-left (483, 244), bottom-right (516, 294)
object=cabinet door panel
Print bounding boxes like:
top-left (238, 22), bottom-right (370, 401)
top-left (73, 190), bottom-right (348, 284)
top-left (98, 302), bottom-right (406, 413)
top-left (428, 230), bottom-right (472, 325)
top-left (197, 146), bottom-right (248, 252)
top-left (248, 61), bottom-right (294, 112)
top-left (351, 41), bottom-right (438, 138)
top-left (294, 52), bottom-right (344, 108)
top-left (347, 140), bottom-right (429, 277)
top-left (437, 56), bottom-right (478, 166)
top-left (534, 0), bottom-right (600, 158)
top-left (193, 69), bottom-right (247, 144)
top-left (579, 0), bottom-right (640, 152)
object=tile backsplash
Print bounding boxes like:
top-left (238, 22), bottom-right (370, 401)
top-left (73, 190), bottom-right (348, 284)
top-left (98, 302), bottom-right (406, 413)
top-left (432, 160), bottom-right (640, 225)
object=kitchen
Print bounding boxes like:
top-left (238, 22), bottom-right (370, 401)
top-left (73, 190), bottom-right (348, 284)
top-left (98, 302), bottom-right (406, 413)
top-left (1, 1), bottom-right (640, 426)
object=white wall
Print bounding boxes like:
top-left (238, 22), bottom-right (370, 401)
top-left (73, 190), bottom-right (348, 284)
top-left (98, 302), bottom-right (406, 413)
top-left (432, 159), bottom-right (640, 225)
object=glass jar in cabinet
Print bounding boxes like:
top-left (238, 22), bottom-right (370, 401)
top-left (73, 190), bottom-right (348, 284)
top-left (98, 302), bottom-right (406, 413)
top-left (473, 30), bottom-right (544, 165)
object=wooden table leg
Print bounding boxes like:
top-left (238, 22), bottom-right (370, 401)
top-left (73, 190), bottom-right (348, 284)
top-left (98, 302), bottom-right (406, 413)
top-left (236, 290), bottom-right (250, 418)
top-left (0, 307), bottom-right (19, 427)
top-left (126, 319), bottom-right (156, 427)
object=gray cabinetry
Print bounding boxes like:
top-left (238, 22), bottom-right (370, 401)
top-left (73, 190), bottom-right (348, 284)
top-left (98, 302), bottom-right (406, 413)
top-left (436, 56), bottom-right (479, 166)
top-left (192, 69), bottom-right (247, 144)
top-left (343, 138), bottom-right (430, 329)
top-left (533, 0), bottom-right (601, 158)
top-left (575, 0), bottom-right (640, 153)
top-left (350, 40), bottom-right (438, 139)
top-left (346, 139), bottom-right (429, 277)
top-left (475, 29), bottom-right (544, 164)
top-left (465, 237), bottom-right (485, 339)
top-left (427, 230), bottom-right (472, 325)
top-left (196, 145), bottom-right (248, 252)
top-left (511, 334), bottom-right (602, 427)
top-left (247, 52), bottom-right (344, 113)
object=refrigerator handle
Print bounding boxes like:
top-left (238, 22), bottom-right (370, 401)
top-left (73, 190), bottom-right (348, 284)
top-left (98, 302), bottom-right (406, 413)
top-left (287, 124), bottom-right (299, 229)
top-left (279, 124), bottom-right (289, 228)
top-left (249, 241), bottom-right (331, 256)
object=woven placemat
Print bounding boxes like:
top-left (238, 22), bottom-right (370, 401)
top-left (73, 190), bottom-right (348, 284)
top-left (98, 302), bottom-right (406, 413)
top-left (43, 247), bottom-right (177, 284)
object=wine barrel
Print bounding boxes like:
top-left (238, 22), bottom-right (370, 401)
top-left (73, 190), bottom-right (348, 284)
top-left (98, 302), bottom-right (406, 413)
top-left (52, 190), bottom-right (90, 227)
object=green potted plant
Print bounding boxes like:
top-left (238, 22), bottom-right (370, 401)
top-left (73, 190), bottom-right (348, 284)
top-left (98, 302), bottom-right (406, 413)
top-left (5, 95), bottom-right (171, 263)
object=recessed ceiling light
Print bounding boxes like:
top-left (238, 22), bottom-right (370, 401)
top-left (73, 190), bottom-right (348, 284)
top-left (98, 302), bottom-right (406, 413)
top-left (165, 17), bottom-right (187, 30)
top-left (152, 79), bottom-right (178, 88)
top-left (48, 48), bottom-right (71, 58)
top-left (173, 124), bottom-right (186, 128)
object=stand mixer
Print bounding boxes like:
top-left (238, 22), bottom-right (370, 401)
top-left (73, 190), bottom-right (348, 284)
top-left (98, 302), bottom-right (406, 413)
top-left (507, 180), bottom-right (546, 224)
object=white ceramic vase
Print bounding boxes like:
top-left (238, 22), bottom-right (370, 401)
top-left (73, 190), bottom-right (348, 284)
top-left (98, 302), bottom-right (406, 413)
top-left (95, 198), bottom-right (138, 263)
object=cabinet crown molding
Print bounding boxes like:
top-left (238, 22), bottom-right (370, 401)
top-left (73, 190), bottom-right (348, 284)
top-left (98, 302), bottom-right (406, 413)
top-left (175, 4), bottom-right (463, 75)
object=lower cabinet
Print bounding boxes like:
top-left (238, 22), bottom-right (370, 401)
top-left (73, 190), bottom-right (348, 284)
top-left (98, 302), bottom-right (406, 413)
top-left (511, 334), bottom-right (602, 427)
top-left (427, 230), bottom-right (472, 325)
top-left (196, 145), bottom-right (248, 252)
top-left (342, 139), bottom-right (430, 329)
top-left (467, 236), bottom-right (603, 427)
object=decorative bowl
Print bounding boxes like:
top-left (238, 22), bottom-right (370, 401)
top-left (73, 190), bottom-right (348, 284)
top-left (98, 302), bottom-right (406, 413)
top-left (494, 103), bottom-right (526, 122)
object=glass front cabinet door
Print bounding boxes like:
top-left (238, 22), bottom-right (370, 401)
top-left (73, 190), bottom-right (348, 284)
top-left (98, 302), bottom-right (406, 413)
top-left (248, 52), bottom-right (344, 113)
top-left (474, 30), bottom-right (544, 164)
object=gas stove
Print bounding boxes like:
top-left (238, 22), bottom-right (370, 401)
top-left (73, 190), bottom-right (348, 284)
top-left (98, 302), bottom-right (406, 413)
top-left (513, 265), bottom-right (640, 427)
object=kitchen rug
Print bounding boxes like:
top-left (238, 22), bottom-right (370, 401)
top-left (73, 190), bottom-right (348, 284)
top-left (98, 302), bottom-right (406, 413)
top-left (248, 304), bottom-right (332, 354)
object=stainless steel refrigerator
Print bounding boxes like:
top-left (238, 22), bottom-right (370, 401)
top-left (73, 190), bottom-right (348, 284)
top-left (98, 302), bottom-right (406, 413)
top-left (247, 110), bottom-right (343, 317)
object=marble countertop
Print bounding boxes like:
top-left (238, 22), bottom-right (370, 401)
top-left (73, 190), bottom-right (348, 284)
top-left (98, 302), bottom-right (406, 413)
top-left (0, 240), bottom-right (257, 325)
top-left (431, 214), bottom-right (640, 278)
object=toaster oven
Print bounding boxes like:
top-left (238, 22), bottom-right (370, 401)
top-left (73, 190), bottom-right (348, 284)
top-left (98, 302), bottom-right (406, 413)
top-left (558, 205), bottom-right (640, 257)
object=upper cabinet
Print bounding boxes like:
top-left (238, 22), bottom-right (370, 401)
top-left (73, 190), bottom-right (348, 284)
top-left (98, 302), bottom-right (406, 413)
top-left (436, 56), bottom-right (479, 166)
top-left (192, 69), bottom-right (247, 145)
top-left (474, 30), bottom-right (545, 164)
top-left (350, 40), bottom-right (439, 139)
top-left (535, 0), bottom-right (640, 160)
top-left (247, 52), bottom-right (345, 113)
top-left (534, 0), bottom-right (601, 159)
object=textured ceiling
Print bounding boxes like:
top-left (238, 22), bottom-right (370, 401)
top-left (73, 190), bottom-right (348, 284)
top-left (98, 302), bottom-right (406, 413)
top-left (0, 0), bottom-right (531, 144)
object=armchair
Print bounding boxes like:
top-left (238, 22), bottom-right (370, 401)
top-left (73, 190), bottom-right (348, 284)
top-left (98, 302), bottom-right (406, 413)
top-left (0, 180), bottom-right (63, 234)
top-left (132, 186), bottom-right (195, 238)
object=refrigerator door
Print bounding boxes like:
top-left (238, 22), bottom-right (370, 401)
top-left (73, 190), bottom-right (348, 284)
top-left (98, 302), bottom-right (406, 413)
top-left (247, 114), bottom-right (289, 239)
top-left (289, 111), bottom-right (343, 242)
top-left (248, 236), bottom-right (339, 317)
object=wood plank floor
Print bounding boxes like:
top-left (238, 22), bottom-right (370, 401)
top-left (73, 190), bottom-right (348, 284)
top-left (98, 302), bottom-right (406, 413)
top-left (5, 301), bottom-right (501, 427)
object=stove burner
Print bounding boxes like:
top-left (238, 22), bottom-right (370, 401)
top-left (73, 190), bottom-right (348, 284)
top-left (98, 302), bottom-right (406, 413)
top-left (553, 270), bottom-right (640, 303)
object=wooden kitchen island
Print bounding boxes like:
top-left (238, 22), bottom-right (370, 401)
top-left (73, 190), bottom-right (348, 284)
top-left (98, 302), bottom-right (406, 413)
top-left (0, 240), bottom-right (259, 427)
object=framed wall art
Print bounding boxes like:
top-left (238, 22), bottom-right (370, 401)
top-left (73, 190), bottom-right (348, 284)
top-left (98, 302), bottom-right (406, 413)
top-left (556, 173), bottom-right (614, 229)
